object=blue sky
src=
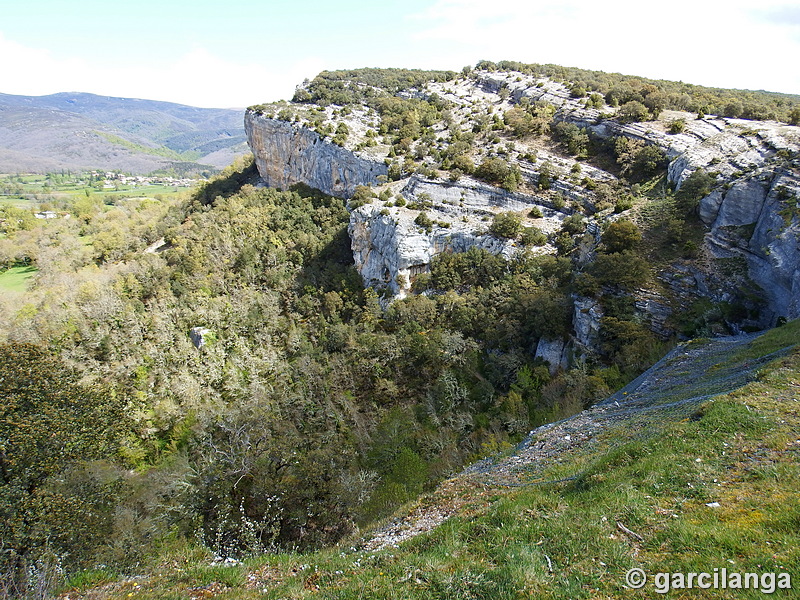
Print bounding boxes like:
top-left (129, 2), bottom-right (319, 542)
top-left (1, 0), bottom-right (799, 107)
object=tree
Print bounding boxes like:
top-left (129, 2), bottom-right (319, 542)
top-left (590, 250), bottom-right (649, 290)
top-left (0, 343), bottom-right (124, 595)
top-left (618, 101), bottom-right (650, 124)
top-left (520, 226), bottom-right (547, 246)
top-left (414, 211), bottom-right (433, 232)
top-left (489, 212), bottom-right (522, 239)
top-left (601, 220), bottom-right (642, 253)
top-left (552, 121), bottom-right (589, 158)
top-left (668, 118), bottom-right (686, 134)
top-left (538, 162), bottom-right (552, 190)
top-left (475, 158), bottom-right (522, 192)
top-left (676, 169), bottom-right (715, 214)
top-left (614, 138), bottom-right (667, 181)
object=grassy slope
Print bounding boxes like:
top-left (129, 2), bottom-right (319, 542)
top-left (0, 265), bottom-right (37, 293)
top-left (62, 321), bottom-right (800, 599)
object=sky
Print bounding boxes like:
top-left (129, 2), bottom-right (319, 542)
top-left (1, 0), bottom-right (799, 108)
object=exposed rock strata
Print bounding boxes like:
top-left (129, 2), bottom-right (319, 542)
top-left (348, 175), bottom-right (569, 297)
top-left (244, 112), bottom-right (387, 198)
top-left (246, 71), bottom-right (800, 325)
top-left (699, 168), bottom-right (800, 322)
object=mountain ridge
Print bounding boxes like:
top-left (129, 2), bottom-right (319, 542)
top-left (0, 91), bottom-right (249, 174)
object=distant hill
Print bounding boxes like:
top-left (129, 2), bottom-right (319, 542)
top-left (0, 92), bottom-right (249, 174)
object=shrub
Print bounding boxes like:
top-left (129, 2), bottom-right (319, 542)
top-left (617, 101), bottom-right (650, 123)
top-left (415, 211), bottom-right (433, 231)
top-left (520, 226), bottom-right (547, 246)
top-left (614, 197), bottom-right (634, 213)
top-left (0, 344), bottom-right (124, 593)
top-left (591, 250), bottom-right (649, 290)
top-left (475, 158), bottom-right (522, 192)
top-left (601, 220), bottom-right (642, 253)
top-left (676, 169), bottom-right (715, 214)
top-left (560, 213), bottom-right (585, 235)
top-left (668, 118), bottom-right (686, 134)
top-left (489, 212), bottom-right (522, 239)
top-left (538, 162), bottom-right (553, 190)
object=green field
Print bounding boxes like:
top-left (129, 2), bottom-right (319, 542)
top-left (0, 265), bottom-right (38, 292)
top-left (0, 172), bottom-right (198, 204)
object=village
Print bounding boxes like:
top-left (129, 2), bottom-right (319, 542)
top-left (94, 171), bottom-right (198, 189)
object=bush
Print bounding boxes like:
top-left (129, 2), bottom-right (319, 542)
top-left (538, 162), bottom-right (553, 190)
top-left (591, 250), bottom-right (649, 290)
top-left (350, 185), bottom-right (376, 208)
top-left (676, 169), bottom-right (715, 214)
top-left (560, 213), bottom-right (585, 235)
top-left (617, 101), bottom-right (650, 123)
top-left (489, 212), bottom-right (522, 239)
top-left (614, 197), bottom-right (634, 213)
top-left (0, 344), bottom-right (125, 593)
top-left (668, 118), bottom-right (686, 134)
top-left (552, 121), bottom-right (589, 158)
top-left (475, 158), bottom-right (522, 192)
top-left (601, 220), bottom-right (641, 253)
top-left (415, 211), bottom-right (434, 232)
top-left (520, 226), bottom-right (547, 246)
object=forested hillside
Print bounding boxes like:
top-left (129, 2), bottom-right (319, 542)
top-left (0, 153), bottom-right (669, 594)
top-left (1, 61), bottom-right (799, 598)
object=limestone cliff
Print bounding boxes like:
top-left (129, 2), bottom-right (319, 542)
top-left (348, 175), bottom-right (562, 297)
top-left (244, 111), bottom-right (387, 198)
top-left (246, 68), bottom-right (800, 328)
top-left (699, 168), bottom-right (800, 322)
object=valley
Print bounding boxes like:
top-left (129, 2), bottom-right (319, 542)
top-left (0, 62), bottom-right (798, 599)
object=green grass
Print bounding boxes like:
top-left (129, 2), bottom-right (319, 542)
top-left (1, 173), bottom-right (198, 204)
top-left (734, 318), bottom-right (800, 361)
top-left (0, 196), bottom-right (35, 208)
top-left (0, 265), bottom-right (38, 292)
top-left (78, 328), bottom-right (799, 599)
top-left (60, 569), bottom-right (119, 593)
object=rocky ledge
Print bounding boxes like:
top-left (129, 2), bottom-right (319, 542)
top-left (244, 112), bottom-right (387, 198)
top-left (246, 71), bottom-right (800, 325)
top-left (349, 175), bottom-right (566, 297)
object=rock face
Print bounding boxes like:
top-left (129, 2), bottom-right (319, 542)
top-left (534, 337), bottom-right (570, 374)
top-left (573, 297), bottom-right (603, 351)
top-left (244, 112), bottom-right (387, 198)
top-left (700, 168), bottom-right (800, 322)
top-left (246, 69), bottom-right (800, 328)
top-left (348, 175), bottom-right (565, 297)
top-left (190, 327), bottom-right (212, 349)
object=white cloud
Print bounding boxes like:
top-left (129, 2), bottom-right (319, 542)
top-left (411, 0), bottom-right (800, 94)
top-left (0, 33), bottom-right (319, 107)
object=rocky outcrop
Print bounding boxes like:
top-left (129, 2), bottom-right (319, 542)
top-left (700, 168), bottom-right (800, 322)
top-left (349, 203), bottom-right (514, 298)
top-left (534, 337), bottom-right (570, 374)
top-left (246, 69), bottom-right (800, 329)
top-left (573, 296), bottom-right (603, 351)
top-left (190, 327), bottom-right (213, 349)
top-left (244, 112), bottom-right (387, 198)
top-left (348, 176), bottom-right (566, 297)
